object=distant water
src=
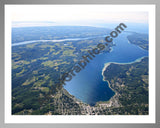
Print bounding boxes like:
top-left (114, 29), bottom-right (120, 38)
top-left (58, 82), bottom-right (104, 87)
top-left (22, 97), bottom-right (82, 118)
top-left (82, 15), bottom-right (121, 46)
top-left (12, 36), bottom-right (106, 46)
top-left (64, 32), bottom-right (148, 106)
top-left (12, 38), bottom-right (90, 46)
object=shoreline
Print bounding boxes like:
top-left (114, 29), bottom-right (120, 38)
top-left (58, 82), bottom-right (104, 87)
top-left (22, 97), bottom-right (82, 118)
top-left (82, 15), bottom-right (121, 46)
top-left (127, 40), bottom-right (148, 51)
top-left (102, 56), bottom-right (147, 79)
top-left (100, 56), bottom-right (148, 105)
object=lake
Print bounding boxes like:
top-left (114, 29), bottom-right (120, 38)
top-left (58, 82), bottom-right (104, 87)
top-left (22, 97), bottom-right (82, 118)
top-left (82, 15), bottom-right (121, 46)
top-left (64, 32), bottom-right (148, 106)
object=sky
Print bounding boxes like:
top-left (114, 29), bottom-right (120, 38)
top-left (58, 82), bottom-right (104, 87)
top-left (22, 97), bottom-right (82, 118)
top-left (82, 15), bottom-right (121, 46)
top-left (7, 5), bottom-right (148, 27)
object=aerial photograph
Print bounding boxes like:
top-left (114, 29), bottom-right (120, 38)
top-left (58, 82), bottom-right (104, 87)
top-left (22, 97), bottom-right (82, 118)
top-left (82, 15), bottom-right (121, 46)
top-left (11, 5), bottom-right (149, 115)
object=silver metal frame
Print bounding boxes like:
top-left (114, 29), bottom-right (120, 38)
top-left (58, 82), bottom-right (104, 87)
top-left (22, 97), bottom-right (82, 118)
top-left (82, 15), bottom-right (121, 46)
top-left (0, 0), bottom-right (159, 127)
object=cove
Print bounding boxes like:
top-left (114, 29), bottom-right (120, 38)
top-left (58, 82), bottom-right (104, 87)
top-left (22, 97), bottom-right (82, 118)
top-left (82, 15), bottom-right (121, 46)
top-left (64, 32), bottom-right (148, 106)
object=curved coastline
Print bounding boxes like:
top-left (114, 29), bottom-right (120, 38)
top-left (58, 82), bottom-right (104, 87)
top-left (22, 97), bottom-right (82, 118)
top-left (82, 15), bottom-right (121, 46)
top-left (102, 56), bottom-right (146, 79)
top-left (62, 33), bottom-right (148, 106)
top-left (100, 56), bottom-right (147, 104)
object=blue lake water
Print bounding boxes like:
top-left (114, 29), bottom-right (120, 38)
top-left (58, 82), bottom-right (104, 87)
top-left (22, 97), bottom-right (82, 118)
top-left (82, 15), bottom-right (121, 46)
top-left (64, 32), bottom-right (148, 106)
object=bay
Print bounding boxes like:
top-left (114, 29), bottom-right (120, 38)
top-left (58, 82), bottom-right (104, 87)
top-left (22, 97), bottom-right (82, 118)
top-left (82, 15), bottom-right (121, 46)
top-left (64, 32), bottom-right (148, 106)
